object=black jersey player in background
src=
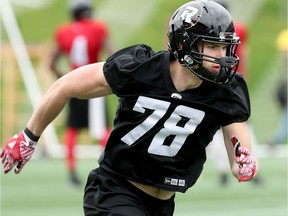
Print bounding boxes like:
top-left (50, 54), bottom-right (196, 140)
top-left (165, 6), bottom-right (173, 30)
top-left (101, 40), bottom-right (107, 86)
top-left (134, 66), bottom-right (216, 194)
top-left (1, 0), bottom-right (258, 215)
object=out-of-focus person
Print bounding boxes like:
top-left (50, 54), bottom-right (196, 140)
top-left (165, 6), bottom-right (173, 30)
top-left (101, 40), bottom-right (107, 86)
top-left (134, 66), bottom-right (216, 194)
top-left (49, 0), bottom-right (114, 186)
top-left (270, 29), bottom-right (288, 145)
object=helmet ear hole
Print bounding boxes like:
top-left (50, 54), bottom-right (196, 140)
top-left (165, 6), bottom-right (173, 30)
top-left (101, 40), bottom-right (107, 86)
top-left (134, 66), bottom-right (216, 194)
top-left (184, 55), bottom-right (194, 65)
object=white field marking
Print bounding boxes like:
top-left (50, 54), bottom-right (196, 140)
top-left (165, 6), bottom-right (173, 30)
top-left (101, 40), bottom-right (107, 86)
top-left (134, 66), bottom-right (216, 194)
top-left (1, 0), bottom-right (60, 152)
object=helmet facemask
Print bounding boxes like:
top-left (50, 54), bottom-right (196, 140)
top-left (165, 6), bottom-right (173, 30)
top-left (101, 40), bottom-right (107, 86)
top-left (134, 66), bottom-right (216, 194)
top-left (185, 32), bottom-right (239, 84)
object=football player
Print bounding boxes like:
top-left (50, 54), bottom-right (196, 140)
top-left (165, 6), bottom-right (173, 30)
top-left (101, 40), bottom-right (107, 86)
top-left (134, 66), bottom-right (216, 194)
top-left (1, 0), bottom-right (258, 215)
top-left (49, 0), bottom-right (113, 186)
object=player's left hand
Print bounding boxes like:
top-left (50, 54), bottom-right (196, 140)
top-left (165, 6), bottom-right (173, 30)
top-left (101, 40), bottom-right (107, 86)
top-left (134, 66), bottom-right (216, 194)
top-left (236, 146), bottom-right (258, 182)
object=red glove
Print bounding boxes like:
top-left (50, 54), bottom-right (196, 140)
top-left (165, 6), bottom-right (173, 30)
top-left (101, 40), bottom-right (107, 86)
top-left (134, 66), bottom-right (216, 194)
top-left (1, 129), bottom-right (38, 174)
top-left (231, 136), bottom-right (258, 182)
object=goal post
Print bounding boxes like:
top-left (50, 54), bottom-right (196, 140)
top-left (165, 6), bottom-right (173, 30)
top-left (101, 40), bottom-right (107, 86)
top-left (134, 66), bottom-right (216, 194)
top-left (1, 0), bottom-right (60, 157)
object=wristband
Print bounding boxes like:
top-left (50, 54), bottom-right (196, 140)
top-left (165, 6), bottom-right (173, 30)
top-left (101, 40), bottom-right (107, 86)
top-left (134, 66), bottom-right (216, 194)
top-left (24, 128), bottom-right (40, 142)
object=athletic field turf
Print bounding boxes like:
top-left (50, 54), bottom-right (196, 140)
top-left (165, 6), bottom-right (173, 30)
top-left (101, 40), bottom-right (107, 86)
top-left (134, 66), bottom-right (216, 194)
top-left (1, 157), bottom-right (287, 216)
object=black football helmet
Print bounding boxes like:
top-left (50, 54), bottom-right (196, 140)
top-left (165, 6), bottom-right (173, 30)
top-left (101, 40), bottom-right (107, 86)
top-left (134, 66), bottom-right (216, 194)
top-left (167, 0), bottom-right (240, 85)
top-left (69, 0), bottom-right (93, 20)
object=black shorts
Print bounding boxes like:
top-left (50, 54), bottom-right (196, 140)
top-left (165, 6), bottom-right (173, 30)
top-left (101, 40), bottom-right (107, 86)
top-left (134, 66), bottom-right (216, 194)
top-left (83, 167), bottom-right (175, 216)
top-left (67, 98), bottom-right (89, 128)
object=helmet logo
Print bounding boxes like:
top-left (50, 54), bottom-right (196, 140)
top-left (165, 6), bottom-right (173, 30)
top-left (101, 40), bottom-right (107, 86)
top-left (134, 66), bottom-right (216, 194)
top-left (180, 6), bottom-right (199, 25)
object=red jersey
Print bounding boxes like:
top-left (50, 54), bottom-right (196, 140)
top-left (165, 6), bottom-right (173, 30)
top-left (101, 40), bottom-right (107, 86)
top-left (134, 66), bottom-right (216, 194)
top-left (55, 19), bottom-right (109, 69)
top-left (234, 22), bottom-right (248, 78)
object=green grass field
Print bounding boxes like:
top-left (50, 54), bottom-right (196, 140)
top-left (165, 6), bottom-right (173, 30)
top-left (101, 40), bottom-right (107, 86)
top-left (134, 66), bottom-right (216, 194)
top-left (1, 157), bottom-right (287, 216)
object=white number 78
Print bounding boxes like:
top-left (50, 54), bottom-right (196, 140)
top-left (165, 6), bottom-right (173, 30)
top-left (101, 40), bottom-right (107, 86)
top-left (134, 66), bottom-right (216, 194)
top-left (121, 96), bottom-right (205, 157)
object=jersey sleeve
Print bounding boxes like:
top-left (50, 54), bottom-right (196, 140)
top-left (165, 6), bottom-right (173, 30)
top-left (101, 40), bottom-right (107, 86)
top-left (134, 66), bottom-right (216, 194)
top-left (103, 44), bottom-right (155, 95)
top-left (221, 73), bottom-right (251, 126)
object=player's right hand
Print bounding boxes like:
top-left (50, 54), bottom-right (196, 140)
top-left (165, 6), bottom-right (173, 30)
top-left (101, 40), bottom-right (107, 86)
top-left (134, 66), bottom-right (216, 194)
top-left (1, 131), bottom-right (37, 174)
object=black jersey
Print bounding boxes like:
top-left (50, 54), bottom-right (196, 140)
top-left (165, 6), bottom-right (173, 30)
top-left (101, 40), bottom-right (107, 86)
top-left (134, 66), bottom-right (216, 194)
top-left (100, 44), bottom-right (250, 193)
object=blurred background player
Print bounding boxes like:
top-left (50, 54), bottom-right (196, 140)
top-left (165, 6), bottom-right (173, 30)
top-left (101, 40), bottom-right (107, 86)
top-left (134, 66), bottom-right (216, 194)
top-left (49, 0), bottom-right (114, 186)
top-left (269, 29), bottom-right (287, 146)
top-left (208, 0), bottom-right (261, 186)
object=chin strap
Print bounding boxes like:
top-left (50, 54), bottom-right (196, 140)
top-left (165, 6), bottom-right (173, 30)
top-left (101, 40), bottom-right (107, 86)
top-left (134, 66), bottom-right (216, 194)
top-left (182, 58), bottom-right (218, 84)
